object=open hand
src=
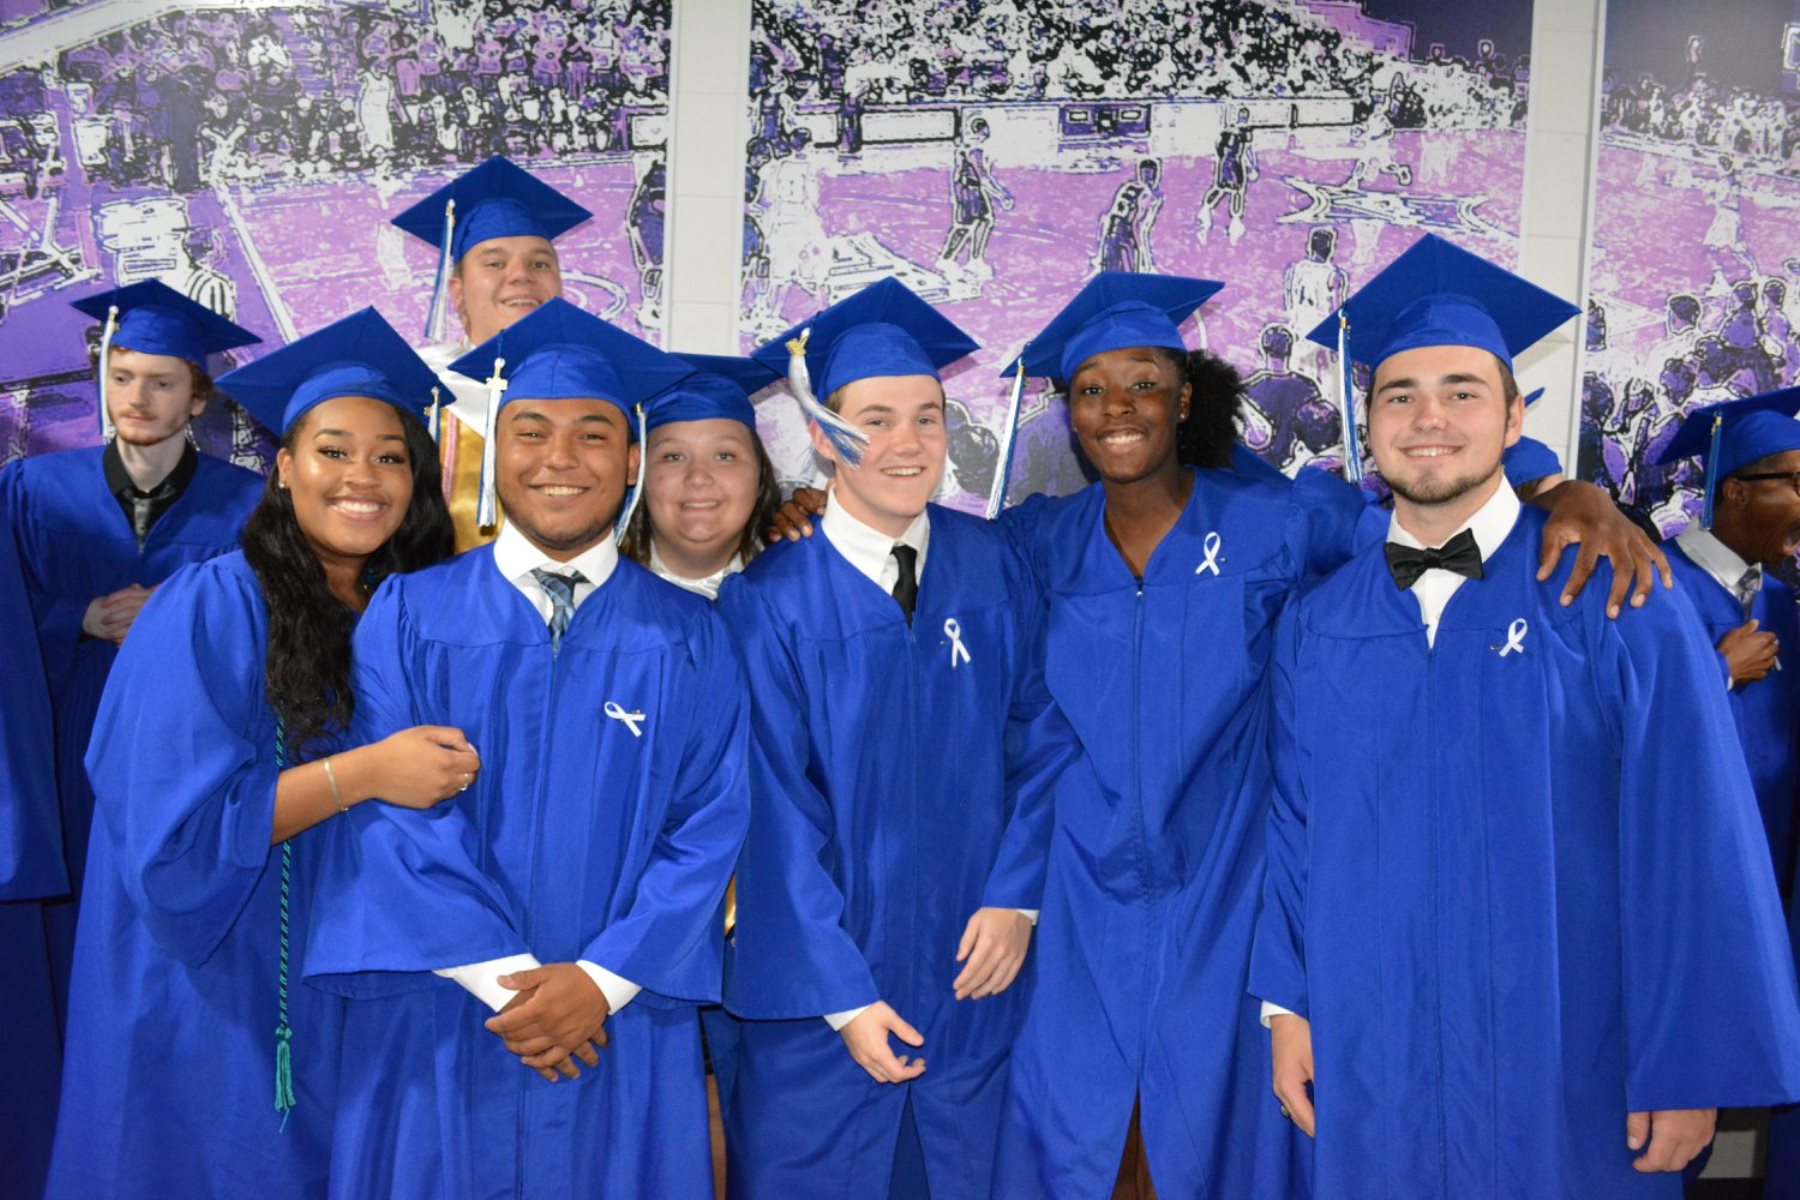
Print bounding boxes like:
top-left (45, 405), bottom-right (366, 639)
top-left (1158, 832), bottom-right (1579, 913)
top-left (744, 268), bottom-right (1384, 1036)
top-left (838, 1001), bottom-right (926, 1085)
top-left (952, 907), bottom-right (1032, 1000)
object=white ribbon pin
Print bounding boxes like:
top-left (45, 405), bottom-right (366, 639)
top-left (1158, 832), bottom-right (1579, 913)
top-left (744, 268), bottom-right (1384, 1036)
top-left (944, 617), bottom-right (972, 669)
top-left (604, 701), bottom-right (646, 737)
top-left (1195, 531), bottom-right (1223, 577)
top-left (1495, 618), bottom-right (1529, 658)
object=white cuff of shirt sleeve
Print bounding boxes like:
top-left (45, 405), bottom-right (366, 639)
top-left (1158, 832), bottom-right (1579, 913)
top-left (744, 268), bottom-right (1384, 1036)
top-left (577, 961), bottom-right (641, 1015)
top-left (1260, 1000), bottom-right (1297, 1028)
top-left (824, 1004), bottom-right (872, 1031)
top-left (1016, 909), bottom-right (1039, 924)
top-left (434, 952), bottom-right (543, 1013)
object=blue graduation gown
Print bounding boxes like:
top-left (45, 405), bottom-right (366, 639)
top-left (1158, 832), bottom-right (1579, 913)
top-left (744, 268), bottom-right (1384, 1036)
top-left (990, 466), bottom-right (1361, 1200)
top-left (1662, 540), bottom-right (1800, 893)
top-left (717, 505), bottom-right (1073, 1200)
top-left (1251, 507), bottom-right (1800, 1199)
top-left (0, 511), bottom-right (63, 1198)
top-left (45, 552), bottom-right (344, 1199)
top-left (0, 447), bottom-right (260, 1018)
top-left (304, 548), bottom-right (749, 1200)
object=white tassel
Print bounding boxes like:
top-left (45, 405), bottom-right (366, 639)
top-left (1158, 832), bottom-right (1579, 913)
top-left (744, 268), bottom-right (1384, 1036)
top-left (97, 304), bottom-right (119, 442)
top-left (1336, 310), bottom-right (1363, 484)
top-left (986, 356), bottom-right (1026, 520)
top-left (786, 328), bottom-right (869, 467)
top-left (427, 385), bottom-right (442, 443)
top-left (476, 356), bottom-right (506, 528)
top-left (614, 403), bottom-right (647, 546)
top-left (424, 198), bottom-right (456, 343)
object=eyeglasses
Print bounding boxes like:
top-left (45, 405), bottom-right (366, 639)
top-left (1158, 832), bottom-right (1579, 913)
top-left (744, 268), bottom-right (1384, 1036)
top-left (1732, 470), bottom-right (1800, 498)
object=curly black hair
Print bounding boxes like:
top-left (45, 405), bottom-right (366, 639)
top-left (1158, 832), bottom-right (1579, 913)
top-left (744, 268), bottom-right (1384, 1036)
top-left (241, 406), bottom-right (454, 758)
top-left (619, 432), bottom-right (783, 571)
top-left (1159, 346), bottom-right (1245, 470)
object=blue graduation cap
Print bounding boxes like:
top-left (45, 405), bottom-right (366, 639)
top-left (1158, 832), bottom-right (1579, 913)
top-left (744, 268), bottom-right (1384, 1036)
top-left (214, 308), bottom-right (441, 440)
top-left (1304, 234), bottom-right (1580, 372)
top-left (750, 277), bottom-right (978, 468)
top-left (391, 156), bottom-right (592, 343)
top-left (1005, 271), bottom-right (1224, 384)
top-left (71, 280), bottom-right (261, 441)
top-left (1303, 235), bottom-right (1579, 484)
top-left (645, 353), bottom-right (777, 433)
top-left (447, 297), bottom-right (697, 531)
top-left (1652, 387), bottom-right (1800, 528)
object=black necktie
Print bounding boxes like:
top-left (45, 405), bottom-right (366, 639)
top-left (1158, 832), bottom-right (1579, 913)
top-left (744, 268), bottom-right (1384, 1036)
top-left (890, 544), bottom-right (918, 624)
top-left (1384, 528), bottom-right (1484, 591)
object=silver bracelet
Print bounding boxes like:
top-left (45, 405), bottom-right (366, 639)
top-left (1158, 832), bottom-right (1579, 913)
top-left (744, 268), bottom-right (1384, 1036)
top-left (321, 757), bottom-right (346, 814)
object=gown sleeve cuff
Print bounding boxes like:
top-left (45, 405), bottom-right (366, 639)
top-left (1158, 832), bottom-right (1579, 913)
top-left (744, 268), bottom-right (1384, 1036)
top-left (577, 960), bottom-right (642, 1014)
top-left (824, 1004), bottom-right (872, 1031)
top-left (434, 952), bottom-right (544, 1013)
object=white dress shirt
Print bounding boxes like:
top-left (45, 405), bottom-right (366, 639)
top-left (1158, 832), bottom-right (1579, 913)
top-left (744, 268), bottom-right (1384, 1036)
top-left (1261, 481), bottom-right (1521, 1028)
top-left (1674, 523), bottom-right (1767, 691)
top-left (648, 541), bottom-right (743, 601)
top-left (433, 521), bottom-right (641, 1016)
top-left (815, 494), bottom-right (1035, 1031)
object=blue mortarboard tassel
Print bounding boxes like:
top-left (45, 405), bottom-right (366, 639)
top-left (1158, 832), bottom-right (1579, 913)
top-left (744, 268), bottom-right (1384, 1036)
top-left (97, 304), bottom-right (120, 442)
top-left (987, 355), bottom-right (1026, 520)
top-left (1701, 411), bottom-right (1725, 531)
top-left (785, 327), bottom-right (870, 467)
top-left (614, 402), bottom-right (647, 545)
top-left (1337, 310), bottom-right (1364, 484)
top-left (424, 198), bottom-right (456, 344)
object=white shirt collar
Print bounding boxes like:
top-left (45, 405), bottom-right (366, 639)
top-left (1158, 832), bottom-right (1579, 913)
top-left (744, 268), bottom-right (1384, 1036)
top-left (1386, 477), bottom-right (1522, 563)
top-left (1675, 523), bottom-right (1758, 595)
top-left (648, 541), bottom-right (743, 601)
top-left (819, 491), bottom-right (930, 590)
top-left (492, 519), bottom-right (619, 595)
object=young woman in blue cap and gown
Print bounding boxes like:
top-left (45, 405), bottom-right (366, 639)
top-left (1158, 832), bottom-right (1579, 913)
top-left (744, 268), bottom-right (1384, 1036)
top-left (0, 513), bottom-right (64, 1197)
top-left (390, 154), bottom-right (591, 551)
top-left (1647, 389), bottom-right (1800, 895)
top-left (303, 298), bottom-right (750, 1200)
top-left (0, 281), bottom-right (265, 1024)
top-left (718, 278), bottom-right (1076, 1200)
top-left (45, 307), bottom-right (473, 1199)
top-left (983, 262), bottom-right (1674, 1200)
top-left (1250, 235), bottom-right (1800, 1199)
top-left (618, 353), bottom-right (783, 1133)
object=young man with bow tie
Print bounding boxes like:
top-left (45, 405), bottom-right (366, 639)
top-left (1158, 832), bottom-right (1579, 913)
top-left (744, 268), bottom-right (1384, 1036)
top-left (1251, 236), bottom-right (1800, 1199)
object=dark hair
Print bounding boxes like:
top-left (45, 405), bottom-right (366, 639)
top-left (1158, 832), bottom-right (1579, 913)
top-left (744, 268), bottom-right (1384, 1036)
top-left (619, 429), bottom-right (783, 571)
top-left (1156, 347), bottom-right (1242, 470)
top-left (242, 405), bottom-right (454, 758)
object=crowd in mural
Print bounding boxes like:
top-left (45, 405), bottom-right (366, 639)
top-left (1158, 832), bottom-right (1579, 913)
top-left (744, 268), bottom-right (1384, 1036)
top-left (33, 1), bottom-right (668, 192)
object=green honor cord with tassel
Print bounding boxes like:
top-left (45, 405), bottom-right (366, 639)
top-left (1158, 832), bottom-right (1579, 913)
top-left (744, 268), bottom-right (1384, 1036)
top-left (273, 719), bottom-right (296, 1125)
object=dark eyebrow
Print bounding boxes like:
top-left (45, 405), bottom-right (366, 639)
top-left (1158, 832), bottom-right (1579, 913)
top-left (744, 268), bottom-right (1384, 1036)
top-left (313, 428), bottom-right (406, 442)
top-left (854, 404), bottom-right (897, 416)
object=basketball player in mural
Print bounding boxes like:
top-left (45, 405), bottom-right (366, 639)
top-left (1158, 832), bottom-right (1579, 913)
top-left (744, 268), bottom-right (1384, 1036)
top-left (1196, 105), bottom-right (1257, 246)
top-left (1241, 323), bottom-right (1341, 472)
top-left (937, 116), bottom-right (1012, 285)
top-left (1094, 156), bottom-right (1163, 275)
top-left (628, 153), bottom-right (667, 328)
top-left (1704, 154), bottom-right (1756, 292)
top-left (753, 127), bottom-right (829, 328)
top-left (1283, 226), bottom-right (1347, 382)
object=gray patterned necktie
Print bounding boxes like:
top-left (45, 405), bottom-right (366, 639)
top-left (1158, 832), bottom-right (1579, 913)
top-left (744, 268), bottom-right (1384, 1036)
top-left (1736, 567), bottom-right (1763, 620)
top-left (531, 568), bottom-right (588, 651)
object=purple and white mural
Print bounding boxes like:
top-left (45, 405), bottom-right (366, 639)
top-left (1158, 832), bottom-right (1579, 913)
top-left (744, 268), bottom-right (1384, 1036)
top-left (1583, 0), bottom-right (1800, 535)
top-left (740, 0), bottom-right (1537, 508)
top-left (0, 0), bottom-right (669, 470)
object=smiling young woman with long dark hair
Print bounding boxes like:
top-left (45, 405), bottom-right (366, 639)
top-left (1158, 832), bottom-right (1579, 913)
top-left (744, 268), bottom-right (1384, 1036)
top-left (45, 310), bottom-right (480, 1200)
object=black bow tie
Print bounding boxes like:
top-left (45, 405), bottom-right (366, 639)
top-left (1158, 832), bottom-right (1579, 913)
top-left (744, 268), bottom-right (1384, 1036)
top-left (1384, 528), bottom-right (1485, 591)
